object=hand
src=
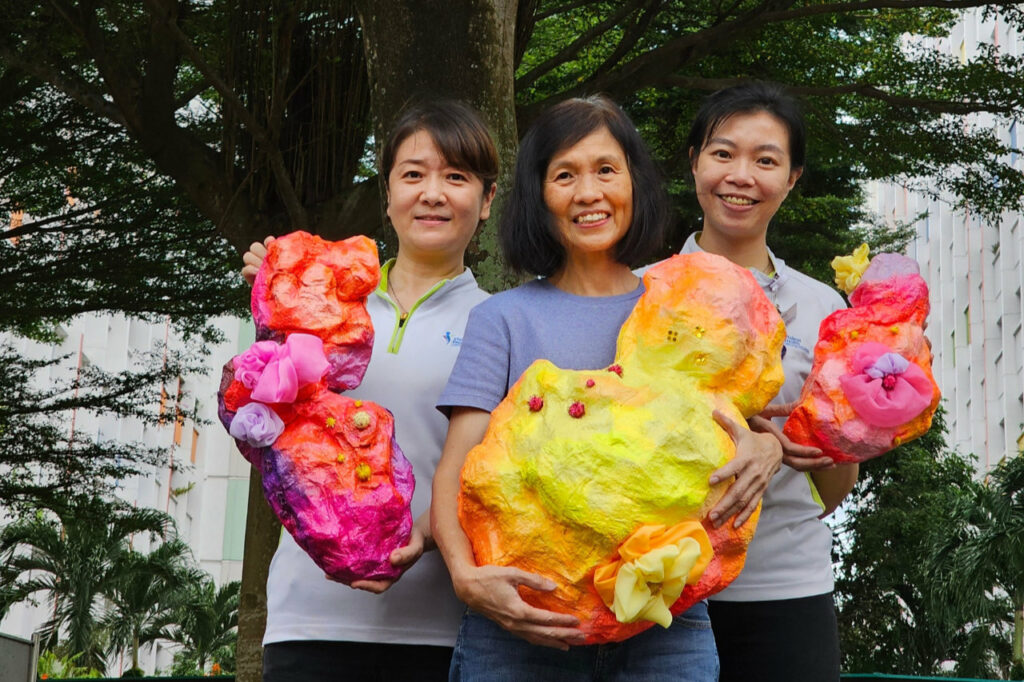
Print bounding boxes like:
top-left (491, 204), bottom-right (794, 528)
top-left (452, 564), bottom-right (585, 650)
top-left (708, 410), bottom-right (782, 528)
top-left (241, 236), bottom-right (275, 286)
top-left (344, 525), bottom-right (427, 594)
top-left (748, 415), bottom-right (834, 472)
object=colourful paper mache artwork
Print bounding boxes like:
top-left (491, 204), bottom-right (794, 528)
top-left (782, 245), bottom-right (941, 463)
top-left (217, 231), bottom-right (414, 584)
top-left (458, 252), bottom-right (786, 643)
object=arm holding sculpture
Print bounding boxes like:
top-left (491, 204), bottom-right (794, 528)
top-left (431, 406), bottom-right (585, 651)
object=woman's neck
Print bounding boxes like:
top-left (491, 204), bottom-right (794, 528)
top-left (389, 252), bottom-right (465, 305)
top-left (549, 253), bottom-right (639, 297)
top-left (696, 230), bottom-right (772, 275)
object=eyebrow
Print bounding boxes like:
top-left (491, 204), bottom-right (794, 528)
top-left (707, 137), bottom-right (786, 155)
top-left (548, 153), bottom-right (625, 170)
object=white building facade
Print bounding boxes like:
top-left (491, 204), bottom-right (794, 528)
top-left (866, 10), bottom-right (1024, 471)
top-left (0, 312), bottom-right (252, 674)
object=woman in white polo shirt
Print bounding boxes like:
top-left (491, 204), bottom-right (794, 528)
top-left (241, 100), bottom-right (498, 682)
top-left (682, 82), bottom-right (859, 682)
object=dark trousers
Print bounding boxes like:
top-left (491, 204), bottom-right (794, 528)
top-left (709, 593), bottom-right (841, 682)
top-left (263, 640), bottom-right (453, 682)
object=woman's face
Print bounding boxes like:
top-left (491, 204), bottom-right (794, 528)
top-left (386, 129), bottom-right (495, 261)
top-left (691, 110), bottom-right (801, 243)
top-left (543, 127), bottom-right (633, 264)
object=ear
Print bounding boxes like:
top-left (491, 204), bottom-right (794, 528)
top-left (478, 183), bottom-right (498, 222)
top-left (688, 146), bottom-right (697, 172)
top-left (787, 166), bottom-right (803, 189)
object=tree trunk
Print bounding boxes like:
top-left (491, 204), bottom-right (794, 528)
top-left (1015, 596), bottom-right (1023, 666)
top-left (233, 4), bottom-right (521, 678)
top-left (354, 0), bottom-right (520, 291)
top-left (235, 473), bottom-right (281, 682)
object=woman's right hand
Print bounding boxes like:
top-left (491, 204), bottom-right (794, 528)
top-left (452, 563), bottom-right (585, 651)
top-left (241, 235), bottom-right (275, 286)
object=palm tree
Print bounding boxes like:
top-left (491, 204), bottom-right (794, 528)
top-left (101, 538), bottom-right (198, 672)
top-left (165, 577), bottom-right (241, 673)
top-left (0, 495), bottom-right (174, 671)
top-left (928, 450), bottom-right (1024, 678)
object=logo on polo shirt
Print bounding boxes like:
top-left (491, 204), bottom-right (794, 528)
top-left (443, 331), bottom-right (463, 347)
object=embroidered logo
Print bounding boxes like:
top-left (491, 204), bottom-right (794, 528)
top-left (443, 331), bottom-right (462, 347)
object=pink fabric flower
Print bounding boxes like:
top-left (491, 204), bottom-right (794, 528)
top-left (839, 342), bottom-right (932, 428)
top-left (232, 334), bottom-right (329, 404)
top-left (229, 402), bottom-right (285, 447)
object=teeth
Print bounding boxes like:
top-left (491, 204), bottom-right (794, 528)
top-left (721, 196), bottom-right (755, 206)
top-left (575, 213), bottom-right (609, 224)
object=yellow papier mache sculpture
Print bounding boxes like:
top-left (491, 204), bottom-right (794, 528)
top-left (458, 252), bottom-right (786, 643)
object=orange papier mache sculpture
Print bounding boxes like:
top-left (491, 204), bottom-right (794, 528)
top-left (217, 231), bottom-right (416, 585)
top-left (783, 245), bottom-right (941, 463)
top-left (458, 252), bottom-right (786, 643)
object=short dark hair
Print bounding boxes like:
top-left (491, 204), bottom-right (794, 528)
top-left (381, 100), bottom-right (499, 195)
top-left (686, 82), bottom-right (806, 170)
top-left (500, 95), bottom-right (669, 276)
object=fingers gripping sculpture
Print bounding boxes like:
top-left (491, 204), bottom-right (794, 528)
top-left (218, 231), bottom-right (415, 584)
top-left (782, 246), bottom-right (941, 463)
top-left (458, 251), bottom-right (785, 643)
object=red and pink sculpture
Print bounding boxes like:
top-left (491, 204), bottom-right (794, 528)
top-left (218, 232), bottom-right (414, 583)
top-left (783, 247), bottom-right (941, 463)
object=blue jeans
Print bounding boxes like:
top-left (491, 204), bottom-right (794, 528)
top-left (449, 602), bottom-right (718, 681)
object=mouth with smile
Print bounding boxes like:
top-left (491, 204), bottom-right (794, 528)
top-left (718, 194), bottom-right (757, 207)
top-left (415, 214), bottom-right (451, 225)
top-left (573, 211), bottom-right (611, 226)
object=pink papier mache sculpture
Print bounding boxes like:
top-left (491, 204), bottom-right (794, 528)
top-left (217, 231), bottom-right (414, 584)
top-left (782, 246), bottom-right (941, 463)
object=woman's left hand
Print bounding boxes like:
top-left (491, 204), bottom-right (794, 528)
top-left (707, 410), bottom-right (782, 528)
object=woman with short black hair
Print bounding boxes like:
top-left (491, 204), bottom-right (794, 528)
top-left (682, 81), bottom-right (857, 682)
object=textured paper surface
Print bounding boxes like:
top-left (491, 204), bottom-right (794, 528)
top-left (459, 252), bottom-right (785, 642)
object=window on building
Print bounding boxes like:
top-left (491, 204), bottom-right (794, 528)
top-left (173, 377), bottom-right (184, 446)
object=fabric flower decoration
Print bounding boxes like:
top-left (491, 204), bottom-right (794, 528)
top-left (838, 342), bottom-right (933, 428)
top-left (831, 243), bottom-right (870, 294)
top-left (593, 522), bottom-right (713, 628)
top-left (229, 402), bottom-right (285, 447)
top-left (233, 333), bottom-right (329, 404)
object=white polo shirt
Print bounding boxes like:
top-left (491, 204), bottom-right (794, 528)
top-left (676, 234), bottom-right (846, 601)
top-left (262, 261), bottom-right (489, 646)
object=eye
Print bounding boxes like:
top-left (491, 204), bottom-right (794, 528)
top-left (447, 171), bottom-right (469, 182)
top-left (553, 170), bottom-right (573, 181)
top-left (402, 170), bottom-right (422, 179)
top-left (711, 149), bottom-right (731, 160)
top-left (598, 165), bottom-right (616, 175)
top-left (757, 156), bottom-right (780, 167)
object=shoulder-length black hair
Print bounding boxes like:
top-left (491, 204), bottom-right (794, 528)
top-left (500, 95), bottom-right (669, 277)
top-left (686, 82), bottom-right (806, 170)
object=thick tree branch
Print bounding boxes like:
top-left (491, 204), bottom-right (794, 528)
top-left (590, 0), bottom-right (663, 82)
top-left (0, 44), bottom-right (128, 127)
top-left (140, 0), bottom-right (308, 230)
top-left (534, 0), bottom-right (604, 22)
top-left (661, 76), bottom-right (1022, 115)
top-left (516, 0), bottom-right (646, 90)
top-left (526, 0), bottom-right (1009, 118)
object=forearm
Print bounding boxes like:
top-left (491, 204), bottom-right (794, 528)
top-left (412, 510), bottom-right (435, 553)
top-left (811, 463), bottom-right (858, 517)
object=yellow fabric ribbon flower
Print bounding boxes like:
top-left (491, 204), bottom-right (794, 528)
top-left (593, 521), bottom-right (713, 628)
top-left (831, 243), bottom-right (870, 295)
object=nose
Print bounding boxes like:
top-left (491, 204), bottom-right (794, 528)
top-left (725, 159), bottom-right (755, 186)
top-left (420, 175), bottom-right (447, 205)
top-left (574, 172), bottom-right (603, 203)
